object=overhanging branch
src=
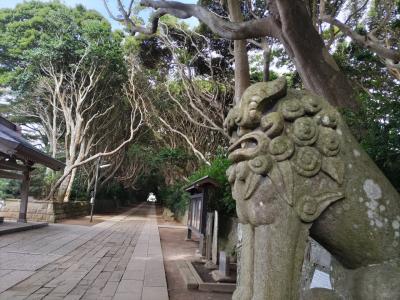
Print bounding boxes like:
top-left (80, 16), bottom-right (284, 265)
top-left (141, 0), bottom-right (281, 39)
top-left (104, 0), bottom-right (281, 39)
top-left (320, 15), bottom-right (400, 63)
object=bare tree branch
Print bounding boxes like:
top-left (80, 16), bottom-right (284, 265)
top-left (46, 99), bottom-right (144, 200)
top-left (320, 14), bottom-right (400, 63)
top-left (104, 0), bottom-right (281, 39)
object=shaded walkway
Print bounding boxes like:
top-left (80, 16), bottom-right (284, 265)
top-left (0, 203), bottom-right (168, 300)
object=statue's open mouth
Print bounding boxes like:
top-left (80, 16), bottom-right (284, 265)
top-left (228, 131), bottom-right (268, 162)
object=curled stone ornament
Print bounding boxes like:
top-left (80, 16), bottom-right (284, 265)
top-left (292, 117), bottom-right (318, 146)
top-left (295, 192), bottom-right (344, 222)
top-left (269, 136), bottom-right (295, 161)
top-left (281, 99), bottom-right (305, 121)
top-left (226, 165), bottom-right (236, 184)
top-left (317, 128), bottom-right (340, 156)
top-left (260, 112), bottom-right (284, 138)
top-left (295, 195), bottom-right (319, 222)
top-left (248, 155), bottom-right (272, 175)
top-left (292, 146), bottom-right (321, 177)
top-left (301, 95), bottom-right (322, 115)
top-left (236, 161), bottom-right (250, 181)
top-left (317, 109), bottom-right (338, 128)
top-left (224, 107), bottom-right (239, 135)
top-left (242, 96), bottom-right (262, 126)
top-left (302, 199), bottom-right (317, 215)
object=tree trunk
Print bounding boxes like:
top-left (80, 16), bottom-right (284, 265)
top-left (262, 40), bottom-right (271, 82)
top-left (57, 170), bottom-right (71, 202)
top-left (227, 0), bottom-right (250, 104)
top-left (51, 96), bottom-right (57, 158)
top-left (56, 165), bottom-right (78, 203)
top-left (58, 118), bottom-right (82, 202)
top-left (63, 167), bottom-right (77, 202)
top-left (275, 0), bottom-right (358, 109)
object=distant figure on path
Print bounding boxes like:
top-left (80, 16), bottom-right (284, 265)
top-left (147, 192), bottom-right (157, 202)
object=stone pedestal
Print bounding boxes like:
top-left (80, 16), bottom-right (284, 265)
top-left (211, 251), bottom-right (235, 283)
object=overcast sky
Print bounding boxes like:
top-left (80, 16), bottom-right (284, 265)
top-left (0, 0), bottom-right (198, 30)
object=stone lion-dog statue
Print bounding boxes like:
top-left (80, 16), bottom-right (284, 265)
top-left (224, 78), bottom-right (400, 300)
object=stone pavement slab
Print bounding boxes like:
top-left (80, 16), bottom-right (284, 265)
top-left (0, 222), bottom-right (48, 236)
top-left (0, 203), bottom-right (168, 300)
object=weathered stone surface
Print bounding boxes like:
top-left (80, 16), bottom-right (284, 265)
top-left (211, 251), bottom-right (235, 283)
top-left (0, 198), bottom-right (89, 222)
top-left (219, 251), bottom-right (229, 277)
top-left (224, 78), bottom-right (400, 300)
top-left (176, 260), bottom-right (199, 289)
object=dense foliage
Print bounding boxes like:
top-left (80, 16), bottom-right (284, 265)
top-left (336, 43), bottom-right (400, 191)
top-left (159, 153), bottom-right (235, 218)
top-left (0, 1), bottom-right (125, 91)
top-left (0, 1), bottom-right (130, 202)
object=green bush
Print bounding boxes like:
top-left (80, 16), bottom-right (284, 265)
top-left (160, 182), bottom-right (189, 218)
top-left (0, 179), bottom-right (16, 199)
top-left (159, 153), bottom-right (235, 218)
top-left (0, 165), bottom-right (56, 199)
top-left (189, 154), bottom-right (235, 217)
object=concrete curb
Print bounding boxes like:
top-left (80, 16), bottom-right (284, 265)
top-left (0, 222), bottom-right (48, 236)
top-left (178, 260), bottom-right (236, 293)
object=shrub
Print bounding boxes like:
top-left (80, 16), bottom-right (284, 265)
top-left (160, 182), bottom-right (189, 218)
top-left (189, 154), bottom-right (235, 217)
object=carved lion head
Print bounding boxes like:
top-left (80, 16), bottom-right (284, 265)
top-left (225, 78), bottom-right (345, 224)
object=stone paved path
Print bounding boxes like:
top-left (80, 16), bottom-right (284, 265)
top-left (0, 203), bottom-right (168, 300)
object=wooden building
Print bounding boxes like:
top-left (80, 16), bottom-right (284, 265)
top-left (0, 117), bottom-right (64, 223)
top-left (185, 176), bottom-right (219, 239)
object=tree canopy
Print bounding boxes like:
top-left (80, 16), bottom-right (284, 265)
top-left (0, 1), bottom-right (140, 202)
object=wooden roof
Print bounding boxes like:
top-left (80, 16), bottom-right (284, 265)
top-left (185, 175), bottom-right (219, 192)
top-left (0, 117), bottom-right (64, 171)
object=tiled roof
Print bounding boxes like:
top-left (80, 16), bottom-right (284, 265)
top-left (0, 117), bottom-right (64, 171)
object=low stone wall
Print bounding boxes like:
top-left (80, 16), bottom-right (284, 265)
top-left (53, 200), bottom-right (90, 222)
top-left (0, 198), bottom-right (89, 223)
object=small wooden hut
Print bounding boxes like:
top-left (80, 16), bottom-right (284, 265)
top-left (185, 176), bottom-right (219, 239)
top-left (0, 117), bottom-right (64, 222)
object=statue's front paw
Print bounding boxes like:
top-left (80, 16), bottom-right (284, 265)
top-left (233, 287), bottom-right (252, 300)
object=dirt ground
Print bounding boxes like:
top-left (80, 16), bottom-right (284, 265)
top-left (157, 206), bottom-right (232, 300)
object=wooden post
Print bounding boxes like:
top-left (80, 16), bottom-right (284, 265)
top-left (187, 197), bottom-right (193, 240)
top-left (212, 210), bottom-right (219, 265)
top-left (186, 227), bottom-right (192, 240)
top-left (18, 169), bottom-right (30, 223)
top-left (90, 157), bottom-right (100, 222)
top-left (205, 212), bottom-right (214, 261)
